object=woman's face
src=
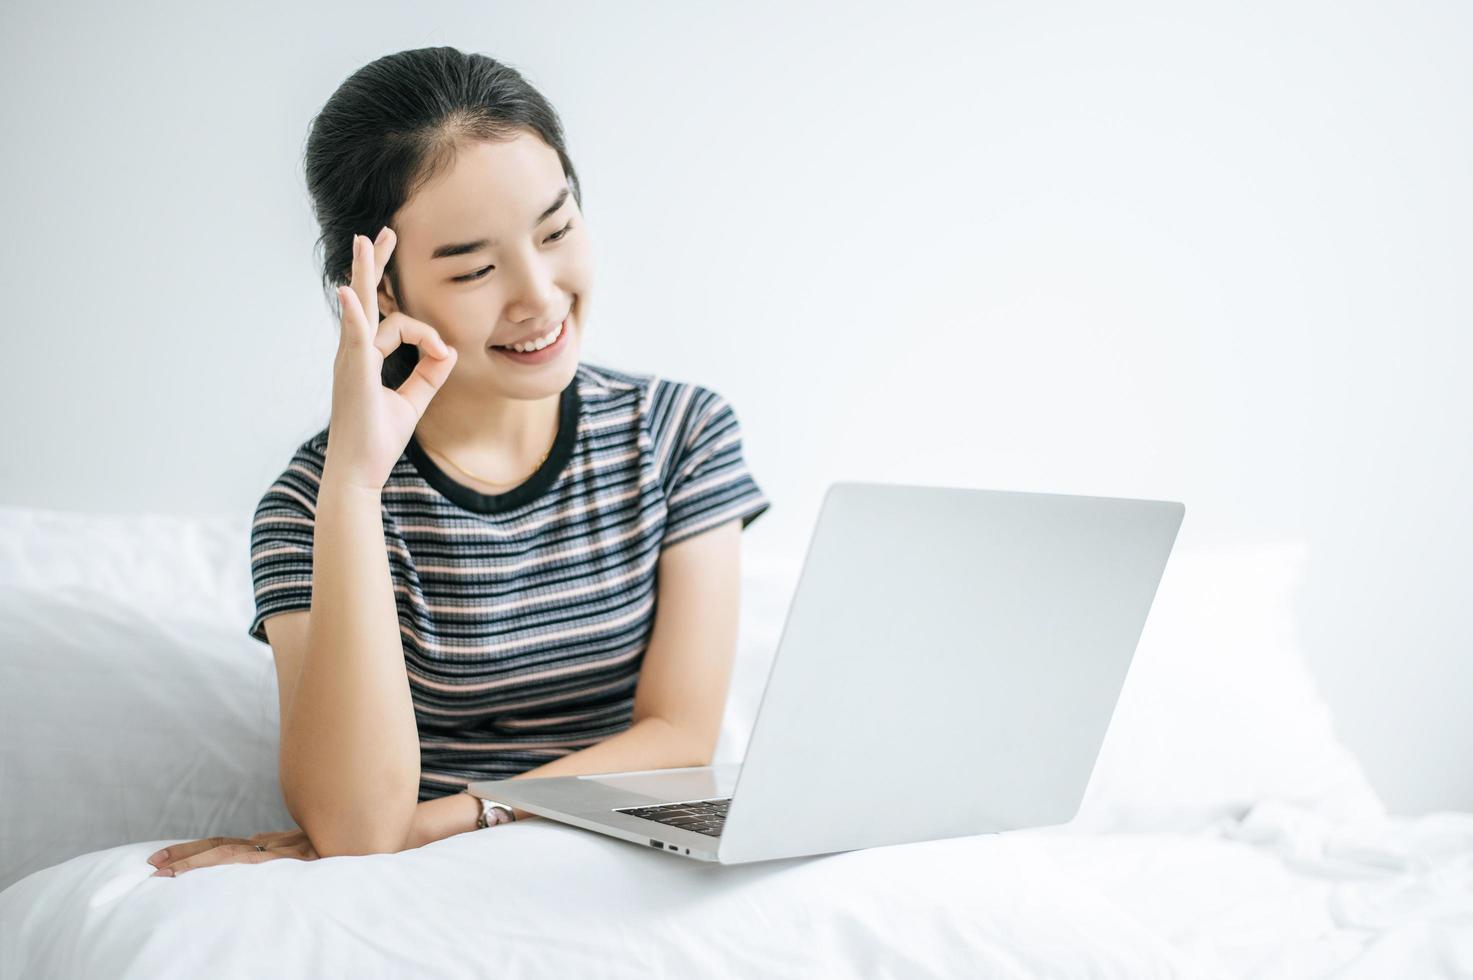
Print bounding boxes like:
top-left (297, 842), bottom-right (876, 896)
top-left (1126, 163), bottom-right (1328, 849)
top-left (376, 131), bottom-right (592, 401)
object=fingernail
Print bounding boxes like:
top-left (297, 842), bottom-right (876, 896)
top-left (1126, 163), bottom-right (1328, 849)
top-left (375, 225), bottom-right (387, 244)
top-left (151, 868), bottom-right (174, 877)
top-left (148, 849), bottom-right (167, 865)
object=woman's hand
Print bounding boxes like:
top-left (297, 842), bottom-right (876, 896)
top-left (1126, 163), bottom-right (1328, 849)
top-left (146, 828), bottom-right (318, 877)
top-left (325, 226), bottom-right (458, 492)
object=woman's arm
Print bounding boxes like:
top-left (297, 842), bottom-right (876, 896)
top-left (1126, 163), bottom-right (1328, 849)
top-left (403, 717), bottom-right (707, 848)
top-left (283, 475), bottom-right (422, 857)
top-left (402, 520), bottom-right (741, 850)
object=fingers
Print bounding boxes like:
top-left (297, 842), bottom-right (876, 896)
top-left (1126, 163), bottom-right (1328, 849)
top-left (373, 310), bottom-right (450, 361)
top-left (393, 325), bottom-right (458, 417)
top-left (371, 224), bottom-right (395, 287)
top-left (147, 836), bottom-right (246, 867)
top-left (150, 841), bottom-right (270, 877)
top-left (337, 226), bottom-right (393, 350)
top-left (350, 232), bottom-right (380, 332)
top-left (337, 283), bottom-right (371, 350)
top-left (373, 311), bottom-right (460, 415)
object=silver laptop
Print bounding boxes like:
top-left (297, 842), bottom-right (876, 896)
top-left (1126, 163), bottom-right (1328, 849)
top-left (468, 480), bottom-right (1185, 865)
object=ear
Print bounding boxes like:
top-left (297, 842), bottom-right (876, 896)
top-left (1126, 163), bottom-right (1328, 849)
top-left (377, 271), bottom-right (401, 319)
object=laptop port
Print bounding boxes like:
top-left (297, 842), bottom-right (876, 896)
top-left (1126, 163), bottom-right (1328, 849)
top-left (649, 839), bottom-right (662, 848)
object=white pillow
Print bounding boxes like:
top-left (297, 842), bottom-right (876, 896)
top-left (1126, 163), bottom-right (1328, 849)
top-left (0, 505), bottom-right (255, 628)
top-left (1068, 538), bottom-right (1386, 831)
top-left (0, 587), bottom-right (292, 893)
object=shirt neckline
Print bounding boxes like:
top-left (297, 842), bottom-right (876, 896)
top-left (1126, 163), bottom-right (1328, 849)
top-left (403, 376), bottom-right (582, 515)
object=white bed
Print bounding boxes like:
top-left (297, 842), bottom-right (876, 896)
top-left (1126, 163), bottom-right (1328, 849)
top-left (1, 505), bottom-right (1469, 978)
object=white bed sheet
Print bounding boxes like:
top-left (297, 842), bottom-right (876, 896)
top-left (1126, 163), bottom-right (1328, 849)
top-left (3, 800), bottom-right (1470, 979)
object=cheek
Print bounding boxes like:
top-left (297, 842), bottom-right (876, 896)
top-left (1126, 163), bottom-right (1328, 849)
top-left (565, 233), bottom-right (595, 280)
top-left (417, 294), bottom-right (480, 339)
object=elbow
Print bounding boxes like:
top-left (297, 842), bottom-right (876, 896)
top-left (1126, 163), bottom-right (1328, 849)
top-left (634, 715), bottom-right (717, 769)
top-left (688, 723), bottom-right (721, 768)
top-left (664, 718), bottom-right (719, 769)
top-left (283, 784), bottom-right (417, 858)
top-left (302, 813), bottom-right (415, 858)
top-left (686, 737), bottom-right (717, 768)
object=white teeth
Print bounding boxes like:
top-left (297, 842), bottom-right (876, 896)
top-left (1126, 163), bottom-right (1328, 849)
top-left (503, 319), bottom-right (564, 353)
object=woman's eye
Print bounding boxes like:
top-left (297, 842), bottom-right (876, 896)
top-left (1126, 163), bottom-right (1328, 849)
top-left (452, 222), bottom-right (575, 282)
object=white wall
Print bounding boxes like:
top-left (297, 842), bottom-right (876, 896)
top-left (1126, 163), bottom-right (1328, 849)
top-left (2, 0), bottom-right (1469, 815)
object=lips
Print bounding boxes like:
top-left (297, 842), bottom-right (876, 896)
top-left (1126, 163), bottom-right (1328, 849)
top-left (492, 309), bottom-right (573, 349)
top-left (490, 312), bottom-right (572, 364)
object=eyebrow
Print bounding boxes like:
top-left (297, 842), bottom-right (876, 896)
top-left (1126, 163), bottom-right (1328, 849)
top-left (429, 187), bottom-right (572, 260)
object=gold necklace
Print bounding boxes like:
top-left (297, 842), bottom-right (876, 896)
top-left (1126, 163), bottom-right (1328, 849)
top-left (419, 426), bottom-right (557, 491)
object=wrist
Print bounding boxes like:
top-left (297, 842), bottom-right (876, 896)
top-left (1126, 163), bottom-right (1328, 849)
top-left (403, 791), bottom-right (481, 850)
top-left (319, 461), bottom-right (386, 500)
top-left (469, 792), bottom-right (521, 827)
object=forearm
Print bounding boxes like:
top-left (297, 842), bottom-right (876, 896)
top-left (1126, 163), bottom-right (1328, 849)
top-left (402, 717), bottom-right (705, 848)
top-left (503, 716), bottom-right (709, 816)
top-left (283, 474), bottom-right (421, 856)
top-left (404, 791), bottom-right (482, 850)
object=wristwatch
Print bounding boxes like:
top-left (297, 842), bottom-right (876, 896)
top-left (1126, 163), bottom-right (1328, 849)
top-left (466, 791), bottom-right (517, 829)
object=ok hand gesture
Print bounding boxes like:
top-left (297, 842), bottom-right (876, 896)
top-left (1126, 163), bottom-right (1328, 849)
top-left (326, 226), bottom-right (458, 491)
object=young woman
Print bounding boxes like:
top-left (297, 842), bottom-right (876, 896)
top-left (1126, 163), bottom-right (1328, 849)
top-left (148, 47), bottom-right (769, 877)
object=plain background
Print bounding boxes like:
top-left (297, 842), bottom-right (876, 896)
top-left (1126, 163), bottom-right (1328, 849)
top-left (1, 0), bottom-right (1468, 816)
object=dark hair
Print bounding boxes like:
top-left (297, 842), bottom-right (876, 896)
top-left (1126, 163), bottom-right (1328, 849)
top-left (303, 47), bottom-right (583, 390)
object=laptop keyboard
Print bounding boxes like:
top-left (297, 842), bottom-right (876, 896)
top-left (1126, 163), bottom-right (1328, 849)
top-left (615, 797), bottom-right (730, 837)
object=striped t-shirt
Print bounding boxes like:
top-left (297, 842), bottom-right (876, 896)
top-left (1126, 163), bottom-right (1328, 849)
top-left (247, 360), bottom-right (772, 802)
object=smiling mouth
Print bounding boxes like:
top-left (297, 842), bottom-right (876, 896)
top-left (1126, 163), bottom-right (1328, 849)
top-left (488, 312), bottom-right (577, 362)
top-left (490, 305), bottom-right (575, 351)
